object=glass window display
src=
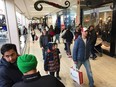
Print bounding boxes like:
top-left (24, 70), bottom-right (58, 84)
top-left (0, 1), bottom-right (8, 40)
top-left (0, 0), bottom-right (10, 57)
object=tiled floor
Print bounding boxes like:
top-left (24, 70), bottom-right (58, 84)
top-left (26, 29), bottom-right (116, 87)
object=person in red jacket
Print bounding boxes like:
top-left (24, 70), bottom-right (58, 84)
top-left (12, 54), bottom-right (65, 87)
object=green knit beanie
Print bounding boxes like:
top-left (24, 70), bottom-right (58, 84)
top-left (17, 54), bottom-right (38, 73)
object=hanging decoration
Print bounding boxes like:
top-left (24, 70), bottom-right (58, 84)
top-left (110, 4), bottom-right (115, 10)
top-left (34, 0), bottom-right (70, 11)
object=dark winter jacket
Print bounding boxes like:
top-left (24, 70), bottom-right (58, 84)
top-left (39, 35), bottom-right (49, 49)
top-left (54, 27), bottom-right (61, 34)
top-left (44, 43), bottom-right (60, 72)
top-left (73, 36), bottom-right (91, 62)
top-left (62, 30), bottom-right (73, 43)
top-left (0, 58), bottom-right (23, 87)
top-left (12, 72), bottom-right (65, 87)
top-left (89, 29), bottom-right (97, 45)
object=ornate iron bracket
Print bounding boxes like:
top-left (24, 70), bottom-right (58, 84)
top-left (110, 4), bottom-right (116, 10)
top-left (34, 0), bottom-right (70, 11)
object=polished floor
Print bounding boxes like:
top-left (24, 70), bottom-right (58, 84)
top-left (25, 29), bottom-right (116, 87)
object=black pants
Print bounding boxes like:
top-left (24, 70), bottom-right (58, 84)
top-left (31, 35), bottom-right (35, 41)
top-left (50, 70), bottom-right (60, 77)
top-left (50, 72), bottom-right (55, 77)
top-left (56, 70), bottom-right (60, 77)
top-left (91, 44), bottom-right (96, 57)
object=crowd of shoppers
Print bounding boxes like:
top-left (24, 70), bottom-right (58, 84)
top-left (0, 22), bottom-right (100, 87)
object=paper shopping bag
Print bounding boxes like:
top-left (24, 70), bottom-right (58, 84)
top-left (70, 67), bottom-right (83, 84)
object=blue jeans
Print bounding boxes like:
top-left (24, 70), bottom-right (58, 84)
top-left (55, 34), bottom-right (60, 43)
top-left (42, 48), bottom-right (46, 60)
top-left (76, 59), bottom-right (94, 87)
top-left (90, 44), bottom-right (96, 57)
top-left (66, 42), bottom-right (71, 55)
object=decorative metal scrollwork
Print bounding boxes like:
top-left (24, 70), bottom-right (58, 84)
top-left (110, 4), bottom-right (115, 10)
top-left (34, 0), bottom-right (70, 11)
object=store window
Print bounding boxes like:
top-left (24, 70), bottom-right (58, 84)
top-left (0, 1), bottom-right (10, 40)
top-left (0, 0), bottom-right (10, 57)
top-left (84, 5), bottom-right (113, 54)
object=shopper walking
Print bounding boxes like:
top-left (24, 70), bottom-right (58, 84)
top-left (73, 27), bottom-right (95, 87)
top-left (39, 29), bottom-right (50, 60)
top-left (88, 25), bottom-right (97, 60)
top-left (54, 25), bottom-right (61, 43)
top-left (31, 29), bottom-right (36, 43)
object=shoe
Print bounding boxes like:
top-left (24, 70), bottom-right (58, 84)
top-left (92, 55), bottom-right (97, 60)
top-left (90, 85), bottom-right (96, 87)
top-left (57, 76), bottom-right (61, 80)
top-left (90, 55), bottom-right (97, 60)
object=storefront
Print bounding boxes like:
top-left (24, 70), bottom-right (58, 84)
top-left (83, 4), bottom-right (115, 56)
top-left (0, 0), bottom-right (10, 54)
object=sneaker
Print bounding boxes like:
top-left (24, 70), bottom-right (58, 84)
top-left (57, 76), bottom-right (61, 80)
top-left (92, 55), bottom-right (97, 60)
top-left (90, 85), bottom-right (96, 87)
top-left (90, 55), bottom-right (97, 60)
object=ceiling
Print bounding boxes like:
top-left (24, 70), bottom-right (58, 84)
top-left (14, 0), bottom-right (113, 20)
top-left (14, 0), bottom-right (77, 19)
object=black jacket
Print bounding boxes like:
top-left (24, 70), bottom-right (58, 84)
top-left (62, 30), bottom-right (73, 43)
top-left (0, 58), bottom-right (23, 87)
top-left (12, 72), bottom-right (65, 87)
top-left (89, 29), bottom-right (97, 45)
top-left (39, 34), bottom-right (50, 48)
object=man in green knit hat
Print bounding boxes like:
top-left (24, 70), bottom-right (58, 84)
top-left (12, 54), bottom-right (65, 87)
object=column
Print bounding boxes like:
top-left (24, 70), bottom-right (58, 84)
top-left (110, 0), bottom-right (116, 57)
top-left (5, 0), bottom-right (21, 54)
top-left (76, 0), bottom-right (80, 25)
top-left (104, 12), bottom-right (107, 22)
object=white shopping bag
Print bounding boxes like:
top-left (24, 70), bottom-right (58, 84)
top-left (70, 67), bottom-right (83, 84)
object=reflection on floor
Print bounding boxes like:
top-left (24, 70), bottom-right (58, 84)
top-left (20, 35), bottom-right (26, 52)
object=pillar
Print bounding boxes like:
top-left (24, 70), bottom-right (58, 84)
top-left (110, 0), bottom-right (116, 57)
top-left (76, 0), bottom-right (80, 25)
top-left (5, 0), bottom-right (21, 54)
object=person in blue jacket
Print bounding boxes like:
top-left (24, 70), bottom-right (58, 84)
top-left (0, 43), bottom-right (23, 87)
top-left (73, 27), bottom-right (95, 87)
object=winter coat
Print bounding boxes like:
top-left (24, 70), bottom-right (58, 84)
top-left (89, 29), bottom-right (97, 45)
top-left (0, 58), bottom-right (23, 87)
top-left (73, 36), bottom-right (91, 62)
top-left (62, 30), bottom-right (73, 43)
top-left (44, 50), bottom-right (60, 72)
top-left (12, 72), bottom-right (65, 87)
top-left (39, 35), bottom-right (49, 49)
top-left (44, 43), bottom-right (60, 72)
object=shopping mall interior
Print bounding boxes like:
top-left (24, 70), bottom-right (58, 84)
top-left (0, 0), bottom-right (116, 87)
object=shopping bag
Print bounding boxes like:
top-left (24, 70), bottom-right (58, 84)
top-left (35, 35), bottom-right (38, 41)
top-left (70, 67), bottom-right (83, 84)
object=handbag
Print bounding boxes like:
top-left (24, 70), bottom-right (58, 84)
top-left (35, 35), bottom-right (38, 41)
top-left (70, 67), bottom-right (83, 85)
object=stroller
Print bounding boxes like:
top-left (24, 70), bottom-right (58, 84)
top-left (94, 43), bottom-right (103, 57)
